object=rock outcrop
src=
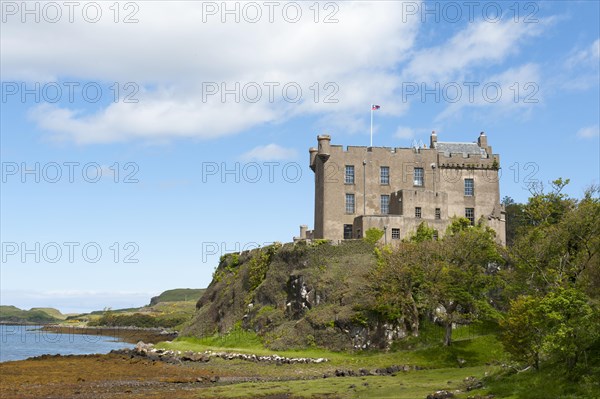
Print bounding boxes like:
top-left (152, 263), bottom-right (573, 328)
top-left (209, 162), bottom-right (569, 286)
top-left (183, 241), bottom-right (408, 350)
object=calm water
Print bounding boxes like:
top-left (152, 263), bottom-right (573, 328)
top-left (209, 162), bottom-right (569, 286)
top-left (0, 325), bottom-right (134, 362)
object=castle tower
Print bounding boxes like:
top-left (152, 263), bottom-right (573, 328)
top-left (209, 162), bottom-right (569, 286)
top-left (309, 132), bottom-right (505, 244)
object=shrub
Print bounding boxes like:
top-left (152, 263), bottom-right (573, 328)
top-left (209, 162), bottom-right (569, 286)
top-left (364, 228), bottom-right (384, 245)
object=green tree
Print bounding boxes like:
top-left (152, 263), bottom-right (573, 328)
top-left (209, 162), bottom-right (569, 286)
top-left (501, 295), bottom-right (545, 369)
top-left (426, 223), bottom-right (503, 345)
top-left (502, 288), bottom-right (599, 371)
top-left (502, 196), bottom-right (526, 247)
top-left (509, 180), bottom-right (599, 295)
top-left (502, 181), bottom-right (600, 374)
top-left (364, 228), bottom-right (384, 245)
top-left (538, 288), bottom-right (598, 370)
top-left (523, 178), bottom-right (575, 227)
top-left (368, 243), bottom-right (429, 337)
top-left (369, 221), bottom-right (503, 346)
top-left (410, 222), bottom-right (437, 242)
top-left (445, 217), bottom-right (472, 235)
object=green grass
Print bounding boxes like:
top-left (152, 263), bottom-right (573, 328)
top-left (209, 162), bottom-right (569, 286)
top-left (158, 329), bottom-right (504, 370)
top-left (149, 288), bottom-right (205, 305)
top-left (63, 299), bottom-right (198, 328)
top-left (483, 363), bottom-right (600, 399)
top-left (193, 366), bottom-right (491, 398)
top-left (156, 331), bottom-right (600, 398)
top-left (29, 307), bottom-right (66, 320)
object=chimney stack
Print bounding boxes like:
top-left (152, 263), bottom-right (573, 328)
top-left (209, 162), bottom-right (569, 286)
top-left (430, 131), bottom-right (438, 148)
top-left (478, 131), bottom-right (488, 148)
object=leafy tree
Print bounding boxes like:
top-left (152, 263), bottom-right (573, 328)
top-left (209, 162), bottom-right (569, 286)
top-left (364, 228), bottom-right (384, 245)
top-left (538, 288), bottom-right (598, 370)
top-left (501, 295), bottom-right (545, 369)
top-left (368, 243), bottom-right (428, 337)
top-left (523, 178), bottom-right (575, 227)
top-left (502, 180), bottom-right (600, 374)
top-left (445, 217), bottom-right (472, 235)
top-left (426, 223), bottom-right (503, 345)
top-left (410, 222), bottom-right (437, 242)
top-left (369, 220), bottom-right (503, 346)
top-left (509, 180), bottom-right (599, 295)
top-left (502, 288), bottom-right (599, 371)
top-left (502, 196), bottom-right (526, 246)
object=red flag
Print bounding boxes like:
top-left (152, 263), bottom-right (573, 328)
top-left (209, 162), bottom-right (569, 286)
top-left (372, 105), bottom-right (380, 110)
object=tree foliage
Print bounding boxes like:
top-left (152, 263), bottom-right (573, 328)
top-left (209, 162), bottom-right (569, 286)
top-left (410, 222), bottom-right (437, 242)
top-left (364, 228), bottom-right (384, 245)
top-left (367, 179), bottom-right (600, 363)
top-left (500, 180), bottom-right (600, 374)
top-left (369, 220), bottom-right (503, 346)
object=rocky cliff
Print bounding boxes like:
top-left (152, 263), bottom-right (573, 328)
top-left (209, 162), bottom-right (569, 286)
top-left (183, 240), bottom-right (407, 351)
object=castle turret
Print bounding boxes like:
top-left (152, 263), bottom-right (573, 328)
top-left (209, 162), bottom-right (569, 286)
top-left (309, 147), bottom-right (318, 171)
top-left (317, 135), bottom-right (331, 162)
top-left (299, 225), bottom-right (308, 239)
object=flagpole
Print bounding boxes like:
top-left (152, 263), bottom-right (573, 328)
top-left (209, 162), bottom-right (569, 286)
top-left (370, 105), bottom-right (373, 147)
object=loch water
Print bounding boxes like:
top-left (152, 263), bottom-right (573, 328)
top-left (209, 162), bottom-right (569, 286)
top-left (0, 325), bottom-right (134, 362)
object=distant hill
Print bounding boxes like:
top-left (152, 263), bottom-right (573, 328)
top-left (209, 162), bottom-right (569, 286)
top-left (149, 289), bottom-right (206, 306)
top-left (0, 305), bottom-right (61, 324)
top-left (0, 289), bottom-right (206, 328)
top-left (30, 307), bottom-right (67, 320)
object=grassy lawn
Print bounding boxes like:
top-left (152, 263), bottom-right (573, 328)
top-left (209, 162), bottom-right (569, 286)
top-left (155, 329), bottom-right (599, 398)
top-left (194, 366), bottom-right (491, 399)
top-left (157, 330), bottom-right (504, 370)
top-left (154, 331), bottom-right (510, 398)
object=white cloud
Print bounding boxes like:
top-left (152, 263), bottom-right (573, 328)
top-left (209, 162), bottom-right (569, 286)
top-left (240, 144), bottom-right (297, 161)
top-left (558, 39), bottom-right (600, 91)
top-left (402, 19), bottom-right (544, 83)
top-left (2, 4), bottom-right (556, 144)
top-left (565, 39), bottom-right (600, 69)
top-left (29, 99), bottom-right (276, 144)
top-left (435, 63), bottom-right (542, 122)
top-left (576, 125), bottom-right (600, 139)
top-left (3, 1), bottom-right (421, 144)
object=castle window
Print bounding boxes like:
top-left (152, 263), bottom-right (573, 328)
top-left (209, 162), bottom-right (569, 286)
top-left (415, 207), bottom-right (422, 219)
top-left (380, 166), bottom-right (389, 185)
top-left (380, 195), bottom-right (390, 215)
top-left (345, 165), bottom-right (355, 184)
top-left (465, 208), bottom-right (475, 225)
top-left (343, 224), bottom-right (353, 240)
top-left (465, 178), bottom-right (474, 196)
top-left (392, 228), bottom-right (400, 239)
top-left (414, 167), bottom-right (424, 186)
top-left (345, 194), bottom-right (355, 214)
top-left (435, 208), bottom-right (441, 219)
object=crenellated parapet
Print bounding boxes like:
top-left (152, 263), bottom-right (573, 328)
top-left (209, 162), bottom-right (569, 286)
top-left (437, 154), bottom-right (500, 170)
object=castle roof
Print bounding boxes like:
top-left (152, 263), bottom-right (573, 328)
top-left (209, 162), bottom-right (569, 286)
top-left (434, 142), bottom-right (487, 157)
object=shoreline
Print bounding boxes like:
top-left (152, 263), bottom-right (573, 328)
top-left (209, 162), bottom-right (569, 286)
top-left (41, 324), bottom-right (178, 344)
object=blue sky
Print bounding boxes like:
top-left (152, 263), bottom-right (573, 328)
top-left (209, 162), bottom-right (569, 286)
top-left (1, 1), bottom-right (599, 313)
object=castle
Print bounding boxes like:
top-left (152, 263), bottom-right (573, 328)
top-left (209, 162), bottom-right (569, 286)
top-left (299, 131), bottom-right (506, 244)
